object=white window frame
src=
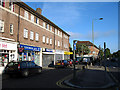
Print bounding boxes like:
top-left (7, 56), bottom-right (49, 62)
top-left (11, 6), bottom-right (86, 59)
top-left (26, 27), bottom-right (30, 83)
top-left (43, 22), bottom-right (45, 28)
top-left (30, 31), bottom-right (34, 40)
top-left (50, 26), bottom-right (52, 31)
top-left (58, 30), bottom-right (60, 35)
top-left (10, 24), bottom-right (13, 34)
top-left (58, 41), bottom-right (60, 47)
top-left (24, 11), bottom-right (28, 19)
top-left (35, 33), bottom-right (39, 41)
top-left (61, 32), bottom-right (62, 37)
top-left (0, 20), bottom-right (4, 32)
top-left (9, 1), bottom-right (14, 12)
top-left (55, 28), bottom-right (57, 34)
top-left (46, 24), bottom-right (49, 30)
top-left (50, 38), bottom-right (52, 45)
top-left (31, 14), bottom-right (34, 22)
top-left (43, 35), bottom-right (45, 43)
top-left (24, 28), bottom-right (28, 38)
top-left (36, 17), bottom-right (39, 24)
top-left (46, 37), bottom-right (49, 44)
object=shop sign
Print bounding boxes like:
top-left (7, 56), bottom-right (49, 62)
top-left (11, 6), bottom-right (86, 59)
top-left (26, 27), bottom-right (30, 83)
top-left (64, 51), bottom-right (73, 55)
top-left (55, 50), bottom-right (64, 54)
top-left (46, 48), bottom-right (53, 52)
top-left (18, 48), bottom-right (24, 52)
top-left (20, 44), bottom-right (41, 52)
top-left (0, 41), bottom-right (17, 50)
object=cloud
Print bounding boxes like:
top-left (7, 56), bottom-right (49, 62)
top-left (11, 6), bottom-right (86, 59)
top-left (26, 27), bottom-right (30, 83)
top-left (67, 30), bottom-right (117, 40)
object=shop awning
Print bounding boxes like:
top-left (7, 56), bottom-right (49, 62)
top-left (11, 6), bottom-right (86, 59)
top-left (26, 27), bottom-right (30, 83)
top-left (64, 51), bottom-right (73, 55)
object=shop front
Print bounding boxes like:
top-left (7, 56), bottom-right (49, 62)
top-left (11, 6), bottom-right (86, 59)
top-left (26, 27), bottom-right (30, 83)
top-left (54, 50), bottom-right (64, 64)
top-left (0, 40), bottom-right (18, 74)
top-left (18, 44), bottom-right (41, 66)
top-left (42, 48), bottom-right (54, 67)
top-left (64, 51), bottom-right (73, 60)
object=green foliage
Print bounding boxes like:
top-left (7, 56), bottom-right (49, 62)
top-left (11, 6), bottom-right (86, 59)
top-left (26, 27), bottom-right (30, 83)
top-left (75, 43), bottom-right (90, 55)
top-left (105, 48), bottom-right (111, 58)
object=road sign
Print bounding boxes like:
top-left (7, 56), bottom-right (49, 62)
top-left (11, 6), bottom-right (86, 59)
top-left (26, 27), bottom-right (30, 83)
top-left (74, 43), bottom-right (76, 50)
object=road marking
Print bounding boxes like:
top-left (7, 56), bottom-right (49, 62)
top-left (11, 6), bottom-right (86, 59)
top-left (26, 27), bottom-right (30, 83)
top-left (106, 67), bottom-right (119, 83)
top-left (56, 69), bottom-right (81, 88)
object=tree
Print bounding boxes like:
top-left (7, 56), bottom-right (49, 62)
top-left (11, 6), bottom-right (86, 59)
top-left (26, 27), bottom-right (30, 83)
top-left (69, 46), bottom-right (73, 59)
top-left (75, 43), bottom-right (90, 55)
top-left (105, 48), bottom-right (111, 58)
top-left (98, 45), bottom-right (104, 60)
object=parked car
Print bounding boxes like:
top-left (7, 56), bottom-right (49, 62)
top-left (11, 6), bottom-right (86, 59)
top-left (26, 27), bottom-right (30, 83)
top-left (67, 59), bottom-right (73, 66)
top-left (82, 57), bottom-right (91, 65)
top-left (55, 60), bottom-right (69, 68)
top-left (4, 61), bottom-right (42, 77)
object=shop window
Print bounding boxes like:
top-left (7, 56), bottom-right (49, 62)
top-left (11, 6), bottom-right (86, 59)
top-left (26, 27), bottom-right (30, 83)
top-left (10, 24), bottom-right (13, 34)
top-left (35, 33), bottom-right (39, 41)
top-left (0, 20), bottom-right (4, 32)
top-left (43, 35), bottom-right (45, 43)
top-left (9, 0), bottom-right (14, 12)
top-left (30, 31), bottom-right (34, 40)
top-left (24, 28), bottom-right (28, 38)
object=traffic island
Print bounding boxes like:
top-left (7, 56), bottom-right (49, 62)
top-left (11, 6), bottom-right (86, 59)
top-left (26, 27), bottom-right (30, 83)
top-left (64, 67), bottom-right (116, 89)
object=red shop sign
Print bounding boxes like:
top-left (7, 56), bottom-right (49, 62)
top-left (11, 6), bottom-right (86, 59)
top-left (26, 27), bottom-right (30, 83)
top-left (18, 48), bottom-right (24, 52)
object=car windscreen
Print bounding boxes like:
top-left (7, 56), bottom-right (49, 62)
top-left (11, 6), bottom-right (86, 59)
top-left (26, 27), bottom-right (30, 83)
top-left (7, 62), bottom-right (19, 67)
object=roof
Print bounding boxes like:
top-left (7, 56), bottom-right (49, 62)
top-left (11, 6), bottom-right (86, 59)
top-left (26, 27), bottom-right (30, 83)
top-left (77, 41), bottom-right (99, 49)
top-left (14, 1), bottom-right (70, 36)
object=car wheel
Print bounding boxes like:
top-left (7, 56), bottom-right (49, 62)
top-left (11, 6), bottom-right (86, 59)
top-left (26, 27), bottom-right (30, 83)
top-left (22, 70), bottom-right (29, 77)
top-left (38, 68), bottom-right (42, 73)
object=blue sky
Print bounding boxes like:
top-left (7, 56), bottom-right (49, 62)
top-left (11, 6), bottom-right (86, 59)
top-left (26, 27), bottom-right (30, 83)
top-left (24, 2), bottom-right (118, 53)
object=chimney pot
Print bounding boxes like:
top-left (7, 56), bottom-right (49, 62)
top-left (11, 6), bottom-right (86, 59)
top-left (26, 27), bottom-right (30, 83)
top-left (36, 8), bottom-right (42, 14)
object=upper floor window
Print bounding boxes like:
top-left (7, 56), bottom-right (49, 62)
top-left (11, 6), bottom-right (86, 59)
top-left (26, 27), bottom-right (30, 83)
top-left (50, 38), bottom-right (52, 45)
top-left (43, 22), bottom-right (45, 28)
top-left (30, 31), bottom-right (34, 40)
top-left (43, 35), bottom-right (45, 43)
top-left (58, 41), bottom-right (60, 47)
top-left (58, 30), bottom-right (60, 35)
top-left (31, 14), bottom-right (34, 22)
top-left (46, 24), bottom-right (49, 30)
top-left (61, 32), bottom-right (62, 37)
top-left (55, 28), bottom-right (57, 34)
top-left (24, 11), bottom-right (28, 19)
top-left (35, 33), bottom-right (39, 41)
top-left (64, 34), bottom-right (68, 39)
top-left (10, 24), bottom-right (13, 34)
top-left (0, 0), bottom-right (5, 7)
top-left (24, 28), bottom-right (28, 38)
top-left (9, 1), bottom-right (14, 12)
top-left (46, 37), bottom-right (49, 44)
top-left (0, 20), bottom-right (4, 32)
top-left (50, 26), bottom-right (52, 31)
top-left (36, 17), bottom-right (39, 24)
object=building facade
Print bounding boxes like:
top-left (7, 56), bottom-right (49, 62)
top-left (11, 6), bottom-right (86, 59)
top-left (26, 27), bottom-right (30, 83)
top-left (76, 41), bottom-right (99, 59)
top-left (0, 0), bottom-right (70, 73)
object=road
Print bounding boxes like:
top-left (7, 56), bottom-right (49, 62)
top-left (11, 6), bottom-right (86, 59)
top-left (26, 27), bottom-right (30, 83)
top-left (2, 68), bottom-right (74, 89)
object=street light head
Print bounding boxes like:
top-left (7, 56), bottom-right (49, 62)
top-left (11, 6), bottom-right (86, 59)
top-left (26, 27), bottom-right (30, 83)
top-left (99, 18), bottom-right (103, 20)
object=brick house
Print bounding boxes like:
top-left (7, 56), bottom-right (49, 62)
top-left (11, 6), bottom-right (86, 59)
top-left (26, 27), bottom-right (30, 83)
top-left (0, 0), bottom-right (70, 73)
top-left (76, 41), bottom-right (99, 59)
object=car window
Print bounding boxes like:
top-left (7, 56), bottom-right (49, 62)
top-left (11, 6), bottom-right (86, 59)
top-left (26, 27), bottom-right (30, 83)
top-left (21, 62), bottom-right (26, 67)
top-left (8, 62), bottom-right (14, 67)
top-left (31, 62), bottom-right (35, 67)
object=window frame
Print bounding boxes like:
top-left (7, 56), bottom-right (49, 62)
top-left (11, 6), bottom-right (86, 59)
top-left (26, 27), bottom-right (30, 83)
top-left (43, 35), bottom-right (45, 43)
top-left (50, 38), bottom-right (52, 45)
top-left (0, 20), bottom-right (4, 32)
top-left (31, 14), bottom-right (34, 22)
top-left (30, 31), bottom-right (34, 40)
top-left (35, 32), bottom-right (39, 41)
top-left (46, 37), bottom-right (49, 44)
top-left (23, 28), bottom-right (28, 38)
top-left (10, 24), bottom-right (13, 34)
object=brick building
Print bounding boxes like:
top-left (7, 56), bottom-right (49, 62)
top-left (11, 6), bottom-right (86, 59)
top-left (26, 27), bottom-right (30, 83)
top-left (76, 41), bottom-right (99, 59)
top-left (0, 0), bottom-right (70, 73)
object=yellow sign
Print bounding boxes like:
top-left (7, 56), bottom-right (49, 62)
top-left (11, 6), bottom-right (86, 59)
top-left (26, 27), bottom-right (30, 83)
top-left (64, 52), bottom-right (73, 55)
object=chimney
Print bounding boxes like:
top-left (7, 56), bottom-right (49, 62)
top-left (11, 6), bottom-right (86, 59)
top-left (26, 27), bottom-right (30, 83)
top-left (36, 8), bottom-right (42, 14)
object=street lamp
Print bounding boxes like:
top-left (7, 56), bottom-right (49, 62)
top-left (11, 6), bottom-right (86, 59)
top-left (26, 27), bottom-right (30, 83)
top-left (73, 40), bottom-right (77, 80)
top-left (92, 18), bottom-right (103, 63)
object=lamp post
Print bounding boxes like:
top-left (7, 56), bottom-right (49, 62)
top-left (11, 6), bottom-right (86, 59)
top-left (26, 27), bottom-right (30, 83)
top-left (73, 40), bottom-right (77, 80)
top-left (92, 18), bottom-right (103, 63)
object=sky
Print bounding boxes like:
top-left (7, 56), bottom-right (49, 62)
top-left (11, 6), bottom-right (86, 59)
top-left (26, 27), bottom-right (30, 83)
top-left (23, 1), bottom-right (119, 53)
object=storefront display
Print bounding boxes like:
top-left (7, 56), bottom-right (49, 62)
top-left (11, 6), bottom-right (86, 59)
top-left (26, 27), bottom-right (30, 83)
top-left (0, 41), bottom-right (17, 67)
top-left (18, 44), bottom-right (41, 65)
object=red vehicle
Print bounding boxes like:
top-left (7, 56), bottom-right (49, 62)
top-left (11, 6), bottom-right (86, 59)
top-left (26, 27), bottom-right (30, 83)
top-left (67, 59), bottom-right (73, 66)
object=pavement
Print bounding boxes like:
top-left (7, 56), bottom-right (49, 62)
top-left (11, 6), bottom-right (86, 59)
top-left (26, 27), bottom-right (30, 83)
top-left (63, 65), bottom-right (116, 89)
